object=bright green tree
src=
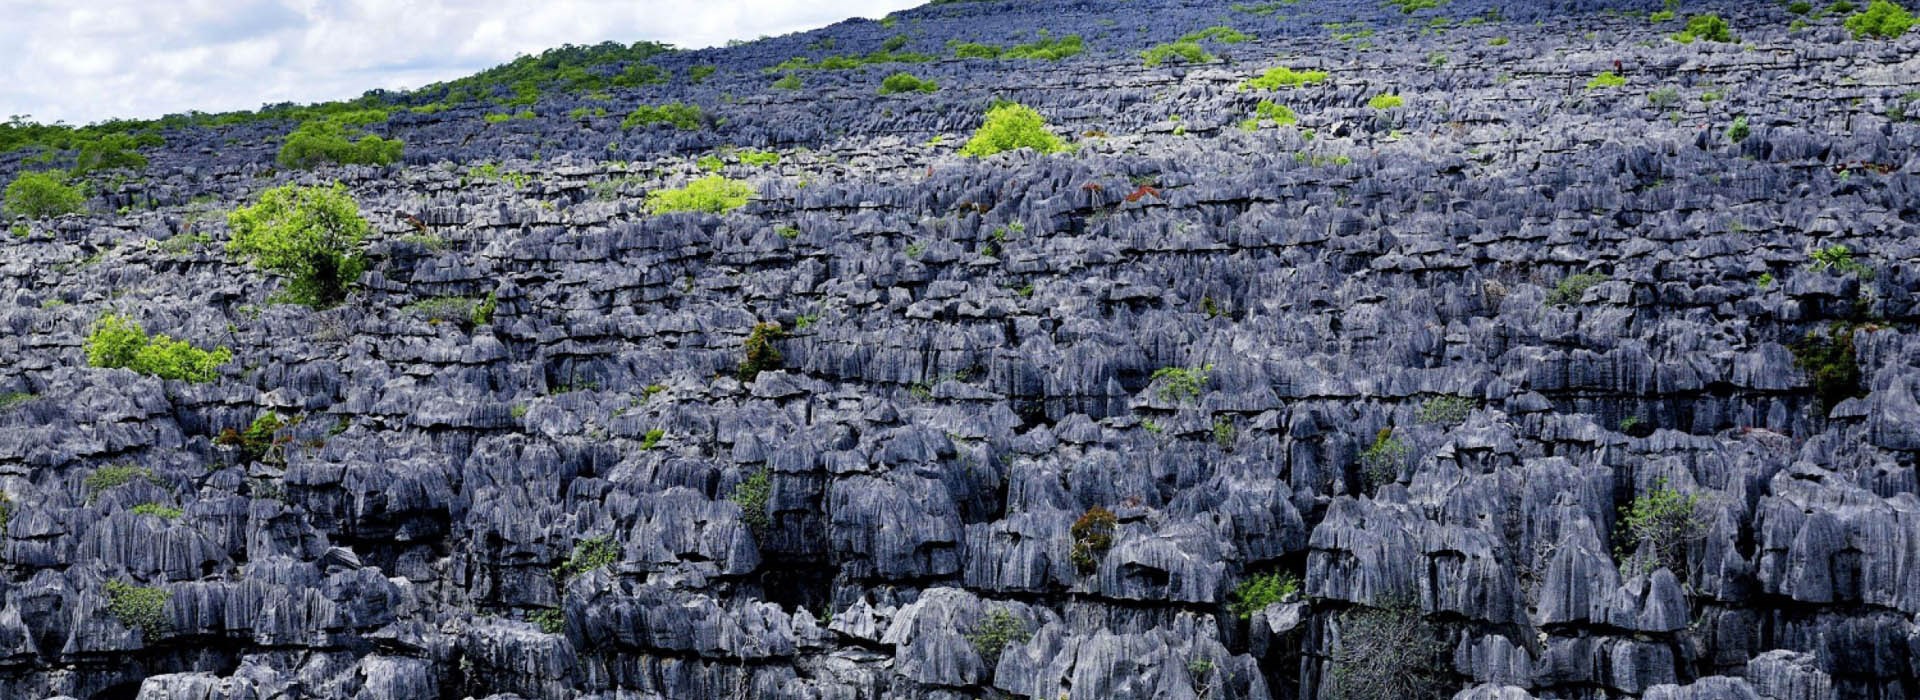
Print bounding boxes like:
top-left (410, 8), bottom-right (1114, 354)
top-left (227, 183), bottom-right (371, 307)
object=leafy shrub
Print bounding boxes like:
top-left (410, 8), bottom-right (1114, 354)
top-left (1415, 395), bottom-right (1476, 426)
top-left (105, 580), bottom-right (170, 637)
top-left (4, 171), bottom-right (86, 218)
top-left (85, 464), bottom-right (160, 503)
top-left (1727, 115), bottom-right (1751, 143)
top-left (1647, 87), bottom-right (1681, 107)
top-left (1386, 0), bottom-right (1446, 13)
top-left (1229, 571), bottom-right (1301, 618)
top-left (1359, 428), bottom-right (1410, 489)
top-left (405, 296), bottom-right (485, 325)
top-left (1810, 244), bottom-right (1870, 276)
top-left (531, 608), bottom-right (565, 634)
top-left (1792, 324), bottom-right (1866, 411)
top-left (1546, 272), bottom-right (1608, 306)
top-left (738, 322), bottom-right (785, 381)
top-left (688, 65), bottom-right (718, 83)
top-left (959, 102), bottom-right (1067, 157)
top-left (472, 293), bottom-right (498, 326)
top-left (73, 133), bottom-right (150, 175)
top-left (1846, 0), bottom-right (1914, 38)
top-left (1069, 505), bottom-right (1117, 574)
top-left (1587, 71), bottom-right (1628, 89)
top-left (1002, 33), bottom-right (1086, 60)
top-left (1673, 14), bottom-right (1734, 43)
top-left (552, 536), bottom-right (620, 582)
top-left (729, 467), bottom-right (773, 536)
top-left (1180, 26), bottom-right (1253, 43)
top-left (1142, 41), bottom-right (1213, 67)
top-left (1326, 604), bottom-right (1448, 700)
top-left (1213, 416), bottom-right (1238, 449)
top-left (736, 150), bottom-right (781, 167)
top-left (227, 183), bottom-right (371, 308)
top-left (1789, 0), bottom-right (1814, 13)
top-left (966, 608), bottom-right (1031, 669)
top-left (216, 413), bottom-right (288, 464)
top-left (621, 102), bottom-right (704, 130)
top-left (277, 111), bottom-right (403, 169)
top-left (953, 41), bottom-right (1004, 59)
top-left (1617, 480), bottom-right (1706, 576)
top-left (1243, 66), bottom-right (1330, 90)
top-left (1151, 364), bottom-right (1213, 402)
top-left (131, 503), bottom-right (184, 519)
top-left (641, 428), bottom-right (665, 450)
top-left (1241, 101), bottom-right (1298, 130)
top-left (880, 72), bottom-right (939, 95)
top-left (1368, 94), bottom-right (1406, 110)
top-left (772, 74), bottom-right (803, 90)
top-left (85, 315), bottom-right (232, 383)
top-left (647, 176), bottom-right (753, 215)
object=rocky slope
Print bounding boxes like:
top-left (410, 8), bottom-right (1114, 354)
top-left (3, 0), bottom-right (1920, 698)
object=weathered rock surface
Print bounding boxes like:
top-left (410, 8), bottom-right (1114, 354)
top-left (3, 0), bottom-right (1919, 698)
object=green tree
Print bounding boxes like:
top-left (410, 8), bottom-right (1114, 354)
top-left (227, 183), bottom-right (371, 307)
top-left (959, 102), bottom-right (1067, 157)
top-left (277, 111), bottom-right (404, 169)
top-left (3, 171), bottom-right (86, 218)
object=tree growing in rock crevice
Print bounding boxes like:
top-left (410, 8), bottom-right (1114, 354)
top-left (227, 183), bottom-right (371, 308)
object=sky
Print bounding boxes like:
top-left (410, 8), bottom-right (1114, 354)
top-left (0, 0), bottom-right (926, 126)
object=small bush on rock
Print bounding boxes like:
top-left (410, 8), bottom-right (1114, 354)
top-left (1415, 395), bottom-right (1476, 426)
top-left (1069, 505), bottom-right (1117, 574)
top-left (1368, 94), bottom-right (1405, 110)
top-left (227, 183), bottom-right (371, 308)
top-left (1242, 66), bottom-right (1330, 90)
top-left (84, 464), bottom-right (160, 503)
top-left (1617, 479), bottom-right (1707, 577)
top-left (1545, 272), bottom-right (1608, 306)
top-left (1846, 0), bottom-right (1914, 39)
top-left (1674, 13), bottom-right (1734, 43)
top-left (1229, 571), bottom-right (1301, 619)
top-left (647, 176), bottom-right (753, 215)
top-left (1326, 604), bottom-right (1448, 700)
top-left (277, 111), bottom-right (403, 169)
top-left (966, 607), bottom-right (1031, 670)
top-left (4, 171), bottom-right (86, 218)
top-left (552, 536), bottom-right (620, 582)
top-left (1142, 41), bottom-right (1213, 67)
top-left (879, 72), bottom-right (939, 95)
top-left (85, 315), bottom-right (232, 383)
top-left (959, 102), bottom-right (1067, 157)
top-left (729, 467), bottom-right (773, 536)
top-left (1359, 428), bottom-right (1410, 489)
top-left (105, 580), bottom-right (170, 637)
top-left (738, 322), bottom-right (785, 381)
top-left (621, 102), bottom-right (704, 130)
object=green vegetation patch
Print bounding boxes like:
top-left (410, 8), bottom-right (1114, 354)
top-left (1229, 571), bottom-right (1301, 618)
top-left (647, 176), bottom-right (754, 215)
top-left (1142, 41), bottom-right (1214, 67)
top-left (105, 580), bottom-right (170, 637)
top-left (621, 102), bottom-right (704, 130)
top-left (960, 102), bottom-right (1067, 157)
top-left (85, 315), bottom-right (232, 383)
top-left (1243, 66), bottom-right (1330, 90)
top-left (552, 536), bottom-right (621, 582)
top-left (1846, 0), bottom-right (1914, 38)
top-left (880, 72), bottom-right (940, 95)
top-left (277, 110), bottom-right (404, 169)
top-left (729, 467), bottom-right (773, 536)
top-left (227, 183), bottom-right (372, 308)
top-left (3, 171), bottom-right (86, 218)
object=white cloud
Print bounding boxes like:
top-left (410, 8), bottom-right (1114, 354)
top-left (1, 0), bottom-right (923, 125)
